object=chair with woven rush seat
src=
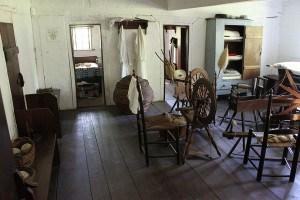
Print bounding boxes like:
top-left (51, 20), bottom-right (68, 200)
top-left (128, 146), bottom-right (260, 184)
top-left (243, 91), bottom-right (300, 182)
top-left (135, 76), bottom-right (186, 166)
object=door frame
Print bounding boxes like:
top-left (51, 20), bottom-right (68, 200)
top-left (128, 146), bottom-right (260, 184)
top-left (162, 24), bottom-right (190, 101)
top-left (68, 23), bottom-right (106, 108)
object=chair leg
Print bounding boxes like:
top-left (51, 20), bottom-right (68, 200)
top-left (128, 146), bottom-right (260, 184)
top-left (183, 124), bottom-right (193, 160)
top-left (136, 115), bottom-right (143, 152)
top-left (289, 136), bottom-right (300, 182)
top-left (227, 137), bottom-right (242, 157)
top-left (243, 129), bottom-right (253, 165)
top-left (241, 112), bottom-right (245, 151)
top-left (143, 129), bottom-right (149, 166)
top-left (257, 140), bottom-right (267, 181)
top-left (253, 110), bottom-right (258, 130)
top-left (225, 111), bottom-right (237, 132)
top-left (281, 147), bottom-right (288, 165)
top-left (176, 128), bottom-right (180, 165)
top-left (220, 106), bottom-right (230, 125)
top-left (205, 127), bottom-right (221, 157)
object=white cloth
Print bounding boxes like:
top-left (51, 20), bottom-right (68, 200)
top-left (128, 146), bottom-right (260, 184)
top-left (127, 76), bottom-right (140, 114)
top-left (135, 26), bottom-right (146, 79)
top-left (271, 62), bottom-right (300, 76)
top-left (119, 25), bottom-right (130, 78)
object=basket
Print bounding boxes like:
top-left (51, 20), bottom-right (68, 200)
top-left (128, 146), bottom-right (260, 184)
top-left (12, 137), bottom-right (35, 167)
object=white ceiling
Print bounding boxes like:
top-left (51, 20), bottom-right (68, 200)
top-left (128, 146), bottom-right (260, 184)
top-left (167, 0), bottom-right (257, 10)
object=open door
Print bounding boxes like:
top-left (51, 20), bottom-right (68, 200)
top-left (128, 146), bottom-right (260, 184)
top-left (243, 26), bottom-right (263, 80)
top-left (0, 23), bottom-right (26, 135)
top-left (0, 89), bottom-right (16, 200)
top-left (0, 23), bottom-right (25, 110)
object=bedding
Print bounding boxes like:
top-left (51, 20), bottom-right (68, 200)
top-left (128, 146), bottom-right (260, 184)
top-left (222, 69), bottom-right (241, 80)
top-left (271, 62), bottom-right (300, 76)
top-left (75, 62), bottom-right (101, 80)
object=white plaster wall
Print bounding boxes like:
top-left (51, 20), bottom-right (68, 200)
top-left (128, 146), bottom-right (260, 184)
top-left (31, 0), bottom-right (283, 109)
top-left (0, 0), bottom-right (38, 138)
top-left (35, 16), bottom-right (75, 109)
top-left (278, 0), bottom-right (300, 61)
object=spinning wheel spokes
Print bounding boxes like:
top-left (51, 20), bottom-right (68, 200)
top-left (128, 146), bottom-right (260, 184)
top-left (186, 68), bottom-right (210, 101)
top-left (192, 78), bottom-right (216, 127)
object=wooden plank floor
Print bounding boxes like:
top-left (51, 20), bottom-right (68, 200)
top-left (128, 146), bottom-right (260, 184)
top-left (49, 101), bottom-right (300, 200)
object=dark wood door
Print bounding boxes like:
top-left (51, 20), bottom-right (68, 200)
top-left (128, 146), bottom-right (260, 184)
top-left (0, 90), bottom-right (16, 200)
top-left (0, 23), bottom-right (25, 110)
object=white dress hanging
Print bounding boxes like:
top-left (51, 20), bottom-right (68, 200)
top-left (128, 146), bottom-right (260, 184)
top-left (135, 26), bottom-right (146, 79)
top-left (119, 25), bottom-right (130, 78)
top-left (127, 76), bottom-right (140, 114)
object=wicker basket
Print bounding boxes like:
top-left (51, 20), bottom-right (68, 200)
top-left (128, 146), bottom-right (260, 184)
top-left (12, 137), bottom-right (35, 167)
top-left (113, 75), bottom-right (154, 114)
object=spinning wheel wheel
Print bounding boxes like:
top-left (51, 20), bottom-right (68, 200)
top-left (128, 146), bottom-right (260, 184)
top-left (192, 78), bottom-right (216, 128)
top-left (186, 68), bottom-right (209, 102)
top-left (180, 77), bottom-right (221, 159)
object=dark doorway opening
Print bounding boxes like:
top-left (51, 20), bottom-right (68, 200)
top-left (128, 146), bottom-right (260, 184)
top-left (70, 24), bottom-right (105, 108)
top-left (163, 25), bottom-right (189, 106)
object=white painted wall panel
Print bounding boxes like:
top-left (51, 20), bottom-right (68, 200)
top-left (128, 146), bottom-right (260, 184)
top-left (278, 0), bottom-right (300, 62)
top-left (37, 16), bottom-right (74, 109)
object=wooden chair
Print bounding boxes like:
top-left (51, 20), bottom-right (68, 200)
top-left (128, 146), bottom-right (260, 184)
top-left (221, 77), bottom-right (268, 157)
top-left (243, 92), bottom-right (300, 182)
top-left (136, 76), bottom-right (186, 166)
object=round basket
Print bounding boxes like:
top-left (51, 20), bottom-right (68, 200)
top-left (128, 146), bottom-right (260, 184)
top-left (12, 137), bottom-right (35, 167)
top-left (113, 75), bottom-right (154, 114)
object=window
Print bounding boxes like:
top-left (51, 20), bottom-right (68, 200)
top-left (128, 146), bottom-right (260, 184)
top-left (71, 26), bottom-right (92, 50)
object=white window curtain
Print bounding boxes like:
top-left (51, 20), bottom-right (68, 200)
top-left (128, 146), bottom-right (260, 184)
top-left (71, 26), bottom-right (92, 50)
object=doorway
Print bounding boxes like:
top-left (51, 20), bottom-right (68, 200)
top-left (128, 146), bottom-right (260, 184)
top-left (70, 24), bottom-right (105, 108)
top-left (163, 25), bottom-right (189, 107)
top-left (0, 23), bottom-right (25, 110)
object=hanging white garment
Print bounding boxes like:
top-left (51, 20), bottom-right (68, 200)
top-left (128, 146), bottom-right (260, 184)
top-left (119, 25), bottom-right (130, 78)
top-left (127, 76), bottom-right (140, 114)
top-left (135, 26), bottom-right (146, 79)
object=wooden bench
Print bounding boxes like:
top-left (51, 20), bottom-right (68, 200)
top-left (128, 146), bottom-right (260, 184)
top-left (15, 108), bottom-right (60, 200)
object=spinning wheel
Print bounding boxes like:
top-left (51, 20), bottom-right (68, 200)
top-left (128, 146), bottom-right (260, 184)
top-left (192, 78), bottom-right (216, 128)
top-left (186, 67), bottom-right (210, 102)
top-left (180, 77), bottom-right (221, 159)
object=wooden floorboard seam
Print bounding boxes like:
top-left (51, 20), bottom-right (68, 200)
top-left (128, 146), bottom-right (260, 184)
top-left (100, 114), bottom-right (143, 200)
top-left (82, 112), bottom-right (98, 200)
top-left (88, 112), bottom-right (113, 200)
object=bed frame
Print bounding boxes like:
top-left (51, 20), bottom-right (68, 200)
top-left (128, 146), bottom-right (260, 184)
top-left (74, 56), bottom-right (98, 64)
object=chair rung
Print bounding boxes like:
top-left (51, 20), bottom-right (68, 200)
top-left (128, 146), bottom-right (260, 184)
top-left (261, 174), bottom-right (290, 178)
top-left (223, 132), bottom-right (248, 138)
top-left (147, 141), bottom-right (176, 145)
top-left (148, 154), bottom-right (177, 158)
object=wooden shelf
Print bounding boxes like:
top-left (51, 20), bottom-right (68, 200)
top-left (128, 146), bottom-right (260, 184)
top-left (224, 39), bottom-right (243, 43)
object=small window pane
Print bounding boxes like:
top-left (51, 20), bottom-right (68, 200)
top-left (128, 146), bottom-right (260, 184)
top-left (72, 27), bottom-right (92, 50)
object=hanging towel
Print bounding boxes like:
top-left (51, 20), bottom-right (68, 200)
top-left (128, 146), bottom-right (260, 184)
top-left (135, 26), bottom-right (146, 79)
top-left (128, 76), bottom-right (140, 114)
top-left (119, 25), bottom-right (130, 78)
